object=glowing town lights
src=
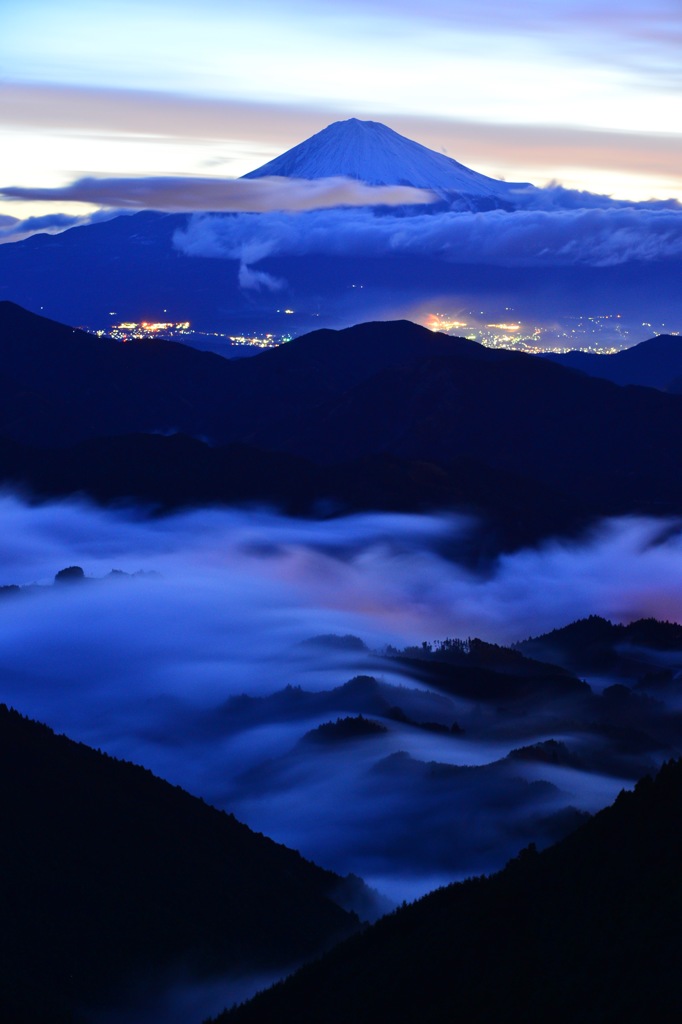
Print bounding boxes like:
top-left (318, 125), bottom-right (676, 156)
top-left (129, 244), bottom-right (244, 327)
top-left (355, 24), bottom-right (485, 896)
top-left (426, 313), bottom-right (469, 332)
top-left (106, 320), bottom-right (193, 340)
top-left (141, 322), bottom-right (174, 332)
top-left (416, 307), bottom-right (667, 354)
top-left (88, 315), bottom-right (292, 350)
top-left (229, 335), bottom-right (281, 348)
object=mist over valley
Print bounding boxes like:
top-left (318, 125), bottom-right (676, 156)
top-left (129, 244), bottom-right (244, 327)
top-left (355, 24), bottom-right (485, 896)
top-left (3, 498), bottom-right (682, 902)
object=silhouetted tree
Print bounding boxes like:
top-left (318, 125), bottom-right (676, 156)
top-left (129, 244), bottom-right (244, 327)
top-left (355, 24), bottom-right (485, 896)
top-left (54, 566), bottom-right (85, 584)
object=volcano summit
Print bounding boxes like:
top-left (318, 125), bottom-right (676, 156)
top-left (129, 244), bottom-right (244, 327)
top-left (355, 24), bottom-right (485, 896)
top-left (243, 117), bottom-right (532, 209)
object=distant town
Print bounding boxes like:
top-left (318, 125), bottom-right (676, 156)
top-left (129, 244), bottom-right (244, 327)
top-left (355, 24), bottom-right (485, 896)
top-left (84, 309), bottom-right (678, 355)
top-left (424, 310), bottom-right (679, 353)
top-left (88, 317), bottom-right (292, 351)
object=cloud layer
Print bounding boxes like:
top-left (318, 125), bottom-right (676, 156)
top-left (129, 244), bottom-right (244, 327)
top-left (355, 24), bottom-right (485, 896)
top-left (0, 209), bottom-right (119, 244)
top-left (2, 495), bottom-right (682, 904)
top-left (174, 199), bottom-right (682, 272)
top-left (0, 175), bottom-right (435, 213)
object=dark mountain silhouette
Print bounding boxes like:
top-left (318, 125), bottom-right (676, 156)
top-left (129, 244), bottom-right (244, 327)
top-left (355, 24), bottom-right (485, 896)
top-left (208, 675), bottom-right (461, 738)
top-left (0, 704), bottom-right (362, 1023)
top-left (545, 333), bottom-right (682, 391)
top-left (247, 323), bottom-right (682, 519)
top-left (0, 433), bottom-right (586, 558)
top-left (516, 614), bottom-right (682, 684)
top-left (392, 648), bottom-right (589, 706)
top-left (0, 302), bottom-right (463, 446)
top-left (216, 758), bottom-right (682, 1024)
top-left (301, 715), bottom-right (388, 745)
top-left (5, 304), bottom-right (682, 543)
top-left (387, 634), bottom-right (682, 778)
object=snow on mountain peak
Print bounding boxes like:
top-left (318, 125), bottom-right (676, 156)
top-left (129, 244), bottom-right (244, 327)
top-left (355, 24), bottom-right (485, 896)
top-left (243, 118), bottom-right (530, 204)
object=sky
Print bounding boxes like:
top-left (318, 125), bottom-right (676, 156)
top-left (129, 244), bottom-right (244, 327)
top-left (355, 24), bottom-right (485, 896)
top-left (1, 0), bottom-right (681, 231)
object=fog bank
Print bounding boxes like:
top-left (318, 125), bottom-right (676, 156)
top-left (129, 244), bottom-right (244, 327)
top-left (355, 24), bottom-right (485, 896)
top-left (2, 495), bottom-right (682, 899)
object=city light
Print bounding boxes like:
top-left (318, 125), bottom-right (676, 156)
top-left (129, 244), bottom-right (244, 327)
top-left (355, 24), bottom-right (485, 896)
top-left (421, 309), bottom-right (676, 354)
top-left (105, 320), bottom-right (194, 341)
top-left (84, 310), bottom-right (677, 357)
top-left (84, 317), bottom-right (292, 351)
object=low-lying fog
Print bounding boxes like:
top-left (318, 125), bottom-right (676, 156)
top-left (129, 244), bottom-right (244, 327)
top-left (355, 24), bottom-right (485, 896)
top-left (2, 494), bottom-right (682, 903)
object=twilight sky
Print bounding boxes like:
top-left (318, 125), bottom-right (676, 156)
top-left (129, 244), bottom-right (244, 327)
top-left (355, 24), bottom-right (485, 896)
top-left (1, 0), bottom-right (681, 229)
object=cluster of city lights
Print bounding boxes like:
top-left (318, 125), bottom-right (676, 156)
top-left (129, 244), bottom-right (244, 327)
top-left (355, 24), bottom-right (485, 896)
top-left (229, 333), bottom-right (290, 349)
top-left (86, 308), bottom-right (677, 356)
top-left (89, 314), bottom-right (293, 350)
top-left (423, 310), bottom-right (678, 354)
top-left (95, 320), bottom-right (192, 342)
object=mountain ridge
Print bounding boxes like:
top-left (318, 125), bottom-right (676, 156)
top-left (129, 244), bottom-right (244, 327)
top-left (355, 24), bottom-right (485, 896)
top-left (216, 758), bottom-right (682, 1023)
top-left (0, 702), bottom-right (362, 1022)
top-left (4, 304), bottom-right (682, 541)
top-left (544, 333), bottom-right (682, 391)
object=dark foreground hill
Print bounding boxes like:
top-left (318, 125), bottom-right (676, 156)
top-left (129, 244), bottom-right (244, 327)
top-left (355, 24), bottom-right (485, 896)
top-left (516, 614), bottom-right (682, 681)
top-left (217, 759), bottom-right (682, 1024)
top-left (0, 302), bottom-right (460, 447)
top-left (255, 334), bottom-right (682, 516)
top-left (4, 303), bottom-right (682, 543)
top-left (0, 704), bottom-right (361, 1023)
top-left (0, 433), bottom-right (586, 555)
top-left (545, 334), bottom-right (682, 392)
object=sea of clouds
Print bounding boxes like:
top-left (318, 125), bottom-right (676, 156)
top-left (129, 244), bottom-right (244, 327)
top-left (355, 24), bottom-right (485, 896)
top-left (2, 495), bottom-right (682, 895)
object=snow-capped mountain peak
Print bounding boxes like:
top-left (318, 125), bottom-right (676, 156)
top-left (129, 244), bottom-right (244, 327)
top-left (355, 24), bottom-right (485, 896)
top-left (243, 118), bottom-right (531, 207)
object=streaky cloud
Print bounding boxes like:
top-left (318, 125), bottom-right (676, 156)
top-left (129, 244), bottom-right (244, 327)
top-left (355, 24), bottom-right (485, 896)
top-left (2, 82), bottom-right (680, 200)
top-left (0, 175), bottom-right (436, 213)
top-left (0, 209), bottom-right (121, 245)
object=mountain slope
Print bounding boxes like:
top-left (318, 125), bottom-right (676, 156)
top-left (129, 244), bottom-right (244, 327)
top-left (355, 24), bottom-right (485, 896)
top-left (0, 704), bottom-right (361, 1023)
top-left (545, 334), bottom-right (682, 391)
top-left (251, 329), bottom-right (682, 514)
top-left (0, 303), bottom-right (461, 446)
top-left (5, 306), bottom-right (682, 531)
top-left (0, 432), bottom-right (588, 554)
top-left (516, 614), bottom-right (682, 682)
top-left (242, 118), bottom-right (530, 206)
top-left (217, 759), bottom-right (682, 1024)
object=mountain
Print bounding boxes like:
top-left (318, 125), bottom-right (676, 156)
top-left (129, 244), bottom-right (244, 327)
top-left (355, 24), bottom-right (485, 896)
top-left (0, 703), bottom-right (362, 1023)
top-left (544, 334), bottom-right (682, 391)
top-left (516, 615), bottom-right (682, 684)
top-left (0, 116), bottom-right (677, 336)
top-left (5, 305), bottom-right (682, 542)
top-left (241, 319), bottom-right (682, 518)
top-left (215, 759), bottom-right (682, 1024)
top-left (0, 302), bottom-right (464, 446)
top-left (243, 117), bottom-right (530, 208)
